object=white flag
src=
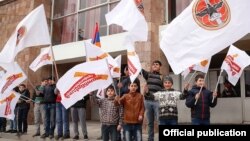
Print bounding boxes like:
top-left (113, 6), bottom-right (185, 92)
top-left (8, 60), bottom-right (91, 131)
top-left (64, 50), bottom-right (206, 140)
top-left (0, 91), bottom-right (20, 120)
top-left (111, 55), bottom-right (122, 78)
top-left (29, 47), bottom-right (53, 72)
top-left (160, 0), bottom-right (250, 74)
top-left (181, 65), bottom-right (194, 80)
top-left (127, 43), bottom-right (142, 83)
top-left (0, 70), bottom-right (5, 79)
top-left (105, 0), bottom-right (148, 42)
top-left (85, 42), bottom-right (118, 70)
top-left (0, 62), bottom-right (27, 95)
top-left (221, 45), bottom-right (250, 85)
top-left (0, 4), bottom-right (51, 63)
top-left (193, 58), bottom-right (211, 73)
top-left (57, 59), bottom-right (113, 109)
top-left (96, 88), bottom-right (105, 99)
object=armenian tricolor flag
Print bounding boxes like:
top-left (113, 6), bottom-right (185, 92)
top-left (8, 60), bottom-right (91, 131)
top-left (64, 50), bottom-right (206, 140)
top-left (91, 23), bottom-right (101, 47)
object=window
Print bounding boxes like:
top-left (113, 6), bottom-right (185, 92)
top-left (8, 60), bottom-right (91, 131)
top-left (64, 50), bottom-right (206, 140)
top-left (168, 0), bottom-right (192, 22)
top-left (208, 70), bottom-right (241, 98)
top-left (52, 0), bottom-right (123, 45)
top-left (245, 70), bottom-right (250, 97)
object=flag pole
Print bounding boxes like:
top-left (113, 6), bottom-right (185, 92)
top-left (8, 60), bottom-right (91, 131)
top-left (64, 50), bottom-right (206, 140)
top-left (194, 72), bottom-right (208, 105)
top-left (105, 59), bottom-right (118, 96)
top-left (212, 70), bottom-right (223, 103)
top-left (187, 70), bottom-right (197, 84)
top-left (50, 46), bottom-right (59, 81)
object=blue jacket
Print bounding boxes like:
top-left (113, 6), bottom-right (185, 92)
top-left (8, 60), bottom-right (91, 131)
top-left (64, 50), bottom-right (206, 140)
top-left (185, 85), bottom-right (217, 120)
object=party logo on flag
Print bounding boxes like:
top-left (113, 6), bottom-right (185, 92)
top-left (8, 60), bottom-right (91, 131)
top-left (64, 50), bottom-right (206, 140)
top-left (193, 0), bottom-right (230, 30)
top-left (134, 0), bottom-right (144, 14)
top-left (64, 72), bottom-right (108, 98)
top-left (1, 73), bottom-right (23, 94)
top-left (16, 26), bottom-right (26, 46)
top-left (0, 93), bottom-right (16, 116)
top-left (224, 54), bottom-right (241, 76)
top-left (35, 53), bottom-right (51, 67)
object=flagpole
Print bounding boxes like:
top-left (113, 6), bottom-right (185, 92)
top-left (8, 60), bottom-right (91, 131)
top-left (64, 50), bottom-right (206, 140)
top-left (212, 70), bottom-right (223, 103)
top-left (194, 72), bottom-right (208, 105)
top-left (187, 70), bottom-right (197, 84)
top-left (105, 59), bottom-right (118, 96)
top-left (19, 93), bottom-right (36, 103)
top-left (50, 46), bottom-right (59, 81)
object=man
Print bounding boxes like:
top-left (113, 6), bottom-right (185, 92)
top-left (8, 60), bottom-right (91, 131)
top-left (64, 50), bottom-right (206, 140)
top-left (142, 60), bottom-right (163, 141)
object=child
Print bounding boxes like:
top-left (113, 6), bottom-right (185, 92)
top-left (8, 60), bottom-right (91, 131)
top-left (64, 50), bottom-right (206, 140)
top-left (185, 74), bottom-right (217, 125)
top-left (115, 78), bottom-right (144, 141)
top-left (92, 85), bottom-right (123, 141)
top-left (154, 76), bottom-right (188, 125)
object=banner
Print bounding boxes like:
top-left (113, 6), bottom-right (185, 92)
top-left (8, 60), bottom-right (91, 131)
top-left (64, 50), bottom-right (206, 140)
top-left (57, 59), bottom-right (113, 109)
top-left (160, 0), bottom-right (250, 74)
top-left (29, 47), bottom-right (53, 72)
top-left (0, 4), bottom-right (51, 63)
top-left (221, 45), bottom-right (250, 85)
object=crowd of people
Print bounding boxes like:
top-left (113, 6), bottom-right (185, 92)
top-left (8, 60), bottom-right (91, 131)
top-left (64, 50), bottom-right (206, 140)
top-left (0, 60), bottom-right (223, 141)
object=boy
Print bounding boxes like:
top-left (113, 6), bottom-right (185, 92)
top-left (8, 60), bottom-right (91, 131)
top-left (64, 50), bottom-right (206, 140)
top-left (116, 78), bottom-right (144, 141)
top-left (185, 74), bottom-right (217, 125)
top-left (92, 85), bottom-right (123, 141)
top-left (154, 76), bottom-right (188, 125)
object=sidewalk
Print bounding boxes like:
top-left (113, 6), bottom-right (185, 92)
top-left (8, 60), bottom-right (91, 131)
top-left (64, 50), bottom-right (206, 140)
top-left (0, 121), bottom-right (158, 141)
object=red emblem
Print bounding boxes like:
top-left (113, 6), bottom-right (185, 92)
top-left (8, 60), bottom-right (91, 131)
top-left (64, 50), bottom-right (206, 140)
top-left (134, 0), bottom-right (144, 14)
top-left (193, 0), bottom-right (230, 30)
top-left (16, 26), bottom-right (26, 46)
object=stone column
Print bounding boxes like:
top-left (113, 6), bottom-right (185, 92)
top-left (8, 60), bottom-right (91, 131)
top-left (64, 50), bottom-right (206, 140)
top-left (134, 0), bottom-right (169, 134)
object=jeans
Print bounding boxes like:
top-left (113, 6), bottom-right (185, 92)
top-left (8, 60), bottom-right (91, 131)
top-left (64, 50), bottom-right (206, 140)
top-left (159, 119), bottom-right (177, 125)
top-left (123, 124), bottom-right (142, 141)
top-left (102, 125), bottom-right (117, 141)
top-left (10, 108), bottom-right (17, 130)
top-left (34, 103), bottom-right (45, 134)
top-left (191, 118), bottom-right (210, 125)
top-left (56, 102), bottom-right (70, 136)
top-left (44, 104), bottom-right (56, 135)
top-left (17, 107), bottom-right (29, 133)
top-left (144, 100), bottom-right (159, 141)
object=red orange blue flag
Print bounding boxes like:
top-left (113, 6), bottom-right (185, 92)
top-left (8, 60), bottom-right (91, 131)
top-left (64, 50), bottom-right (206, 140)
top-left (91, 23), bottom-right (101, 47)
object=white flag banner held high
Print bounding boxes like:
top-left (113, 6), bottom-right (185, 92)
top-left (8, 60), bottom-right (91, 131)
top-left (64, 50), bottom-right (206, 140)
top-left (193, 58), bottom-right (211, 73)
top-left (105, 0), bottom-right (148, 42)
top-left (127, 43), bottom-right (141, 83)
top-left (0, 62), bottom-right (27, 95)
top-left (221, 45), bottom-right (250, 85)
top-left (111, 55), bottom-right (122, 78)
top-left (57, 59), bottom-right (113, 109)
top-left (0, 4), bottom-right (51, 63)
top-left (85, 42), bottom-right (118, 70)
top-left (0, 91), bottom-right (20, 120)
top-left (29, 47), bottom-right (53, 72)
top-left (160, 0), bottom-right (250, 74)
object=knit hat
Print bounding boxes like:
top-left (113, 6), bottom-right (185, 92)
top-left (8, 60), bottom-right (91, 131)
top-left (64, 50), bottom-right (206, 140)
top-left (163, 76), bottom-right (173, 84)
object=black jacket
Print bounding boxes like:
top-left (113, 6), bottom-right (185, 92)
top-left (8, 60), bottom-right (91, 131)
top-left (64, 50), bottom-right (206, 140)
top-left (72, 95), bottom-right (89, 108)
top-left (185, 85), bottom-right (217, 120)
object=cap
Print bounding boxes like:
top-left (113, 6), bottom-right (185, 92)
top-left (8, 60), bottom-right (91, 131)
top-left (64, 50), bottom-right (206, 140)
top-left (163, 76), bottom-right (173, 84)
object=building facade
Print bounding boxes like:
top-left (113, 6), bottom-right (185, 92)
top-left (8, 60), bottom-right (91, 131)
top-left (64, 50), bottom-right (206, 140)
top-left (1, 0), bottom-right (250, 124)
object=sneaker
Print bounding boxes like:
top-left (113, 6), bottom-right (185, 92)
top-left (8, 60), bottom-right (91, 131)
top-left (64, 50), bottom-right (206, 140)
top-left (6, 129), bottom-right (12, 133)
top-left (49, 135), bottom-right (54, 139)
top-left (84, 135), bottom-right (88, 139)
top-left (97, 136), bottom-right (102, 140)
top-left (62, 135), bottom-right (70, 139)
top-left (41, 133), bottom-right (49, 138)
top-left (55, 135), bottom-right (62, 140)
top-left (11, 130), bottom-right (17, 133)
top-left (32, 133), bottom-right (40, 137)
top-left (73, 135), bottom-right (79, 140)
